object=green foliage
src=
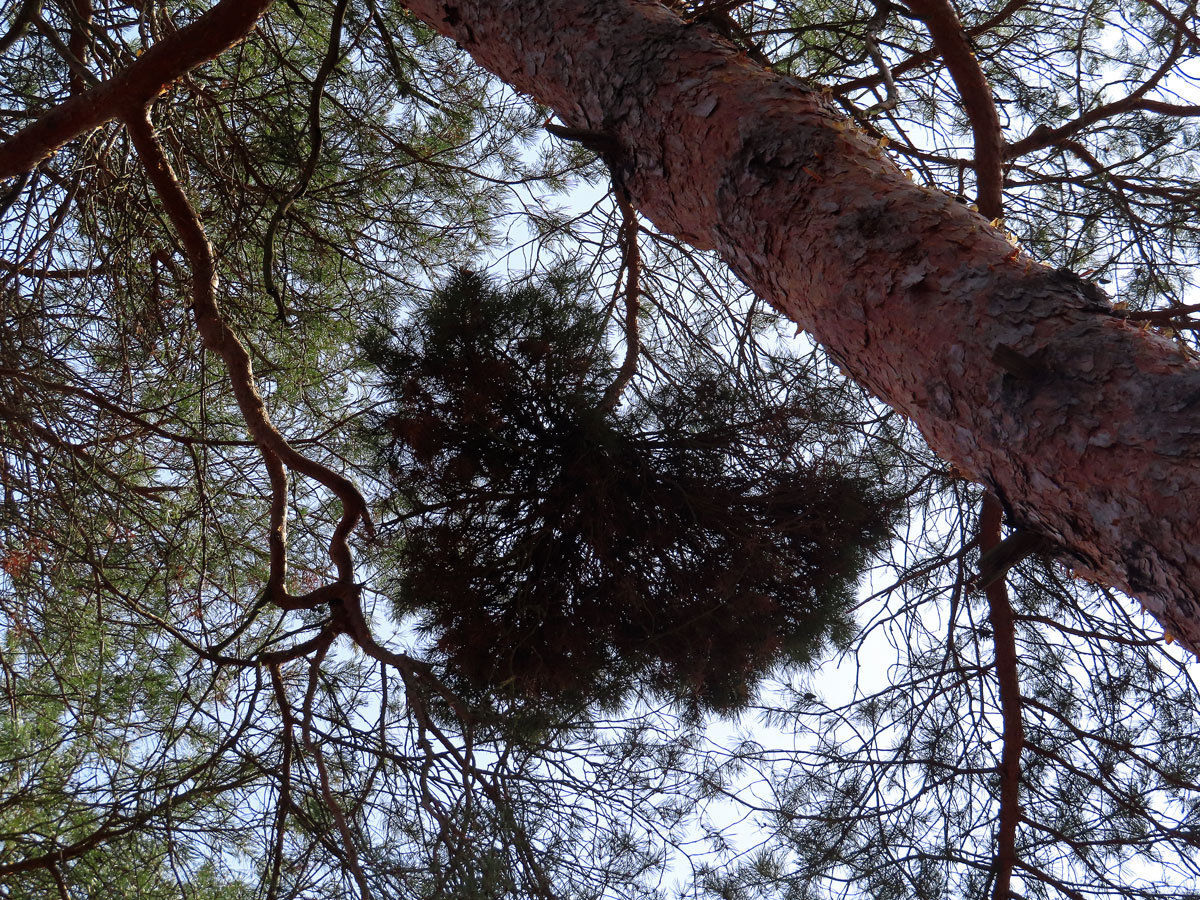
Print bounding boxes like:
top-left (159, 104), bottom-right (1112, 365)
top-left (3, 0), bottom-right (1200, 897)
top-left (365, 270), bottom-right (897, 715)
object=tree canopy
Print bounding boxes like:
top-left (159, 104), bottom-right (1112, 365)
top-left (2, 1), bottom-right (1200, 899)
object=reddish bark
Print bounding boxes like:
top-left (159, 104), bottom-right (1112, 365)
top-left (2, 0), bottom-right (1198, 653)
top-left (905, 0), bottom-right (1005, 220)
top-left (67, 0), bottom-right (93, 95)
top-left (396, 0), bottom-right (1200, 653)
top-left (600, 187), bottom-right (641, 411)
top-left (125, 108), bottom-right (369, 610)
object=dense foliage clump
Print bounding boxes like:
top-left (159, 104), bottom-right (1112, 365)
top-left (366, 270), bottom-right (897, 713)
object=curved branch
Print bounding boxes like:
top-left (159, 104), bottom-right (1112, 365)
top-left (1058, 138), bottom-right (1200, 202)
top-left (1005, 24), bottom-right (1197, 161)
top-left (859, 1), bottom-right (899, 118)
top-left (835, 0), bottom-right (1033, 96)
top-left (0, 0), bottom-right (274, 180)
top-left (905, 0), bottom-right (1004, 218)
top-left (123, 106), bottom-right (370, 610)
top-left (262, 0), bottom-right (350, 323)
top-left (0, 0), bottom-right (42, 58)
top-left (30, 10), bottom-right (99, 89)
top-left (600, 189), bottom-right (641, 412)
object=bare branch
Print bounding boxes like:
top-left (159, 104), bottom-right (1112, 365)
top-left (600, 189), bottom-right (641, 412)
top-left (0, 0), bottom-right (42, 58)
top-left (979, 492), bottom-right (1024, 900)
top-left (905, 0), bottom-right (1004, 218)
top-left (302, 644), bottom-right (374, 900)
top-left (123, 106), bottom-right (371, 611)
top-left (1005, 24), bottom-right (1198, 161)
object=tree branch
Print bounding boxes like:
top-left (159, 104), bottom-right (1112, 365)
top-left (835, 0), bottom-right (1033, 95)
top-left (302, 644), bottom-right (374, 900)
top-left (980, 492), bottom-right (1024, 900)
top-left (904, 0), bottom-right (1004, 218)
top-left (123, 106), bottom-right (370, 612)
top-left (0, 0), bottom-right (42, 58)
top-left (262, 0), bottom-right (350, 323)
top-left (601, 188), bottom-right (641, 412)
top-left (393, 0), bottom-right (1200, 653)
top-left (0, 0), bottom-right (274, 180)
top-left (266, 663), bottom-right (296, 900)
top-left (1005, 25), bottom-right (1197, 161)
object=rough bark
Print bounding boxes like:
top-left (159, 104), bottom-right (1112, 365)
top-left (397, 0), bottom-right (1200, 653)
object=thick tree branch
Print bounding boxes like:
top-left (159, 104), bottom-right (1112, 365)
top-left (924, 43), bottom-right (1027, 886)
top-left (0, 0), bottom-right (274, 180)
top-left (835, 0), bottom-right (1033, 95)
top-left (601, 188), bottom-right (641, 411)
top-left (904, 0), bottom-right (1004, 218)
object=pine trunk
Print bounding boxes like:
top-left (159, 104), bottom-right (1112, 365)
top-left (400, 0), bottom-right (1200, 651)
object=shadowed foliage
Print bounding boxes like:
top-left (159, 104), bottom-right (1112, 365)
top-left (365, 270), bottom-right (898, 714)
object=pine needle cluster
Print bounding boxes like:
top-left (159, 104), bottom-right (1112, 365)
top-left (365, 270), bottom-right (897, 714)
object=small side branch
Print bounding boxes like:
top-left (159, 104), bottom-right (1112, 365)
top-left (980, 492), bottom-right (1024, 900)
top-left (266, 663), bottom-right (297, 900)
top-left (66, 0), bottom-right (93, 95)
top-left (860, 1), bottom-right (899, 117)
top-left (905, 0), bottom-right (1005, 218)
top-left (601, 189), bottom-right (641, 412)
top-left (1005, 21), bottom-right (1197, 161)
top-left (30, 10), bottom-right (99, 89)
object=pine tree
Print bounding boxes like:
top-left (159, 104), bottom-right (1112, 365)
top-left (2, 2), bottom-right (1200, 898)
top-left (364, 268), bottom-right (897, 716)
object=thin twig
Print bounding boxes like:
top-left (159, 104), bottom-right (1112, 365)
top-left (600, 189), bottom-right (641, 412)
top-left (263, 0), bottom-right (351, 323)
top-left (0, 0), bottom-right (42, 58)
